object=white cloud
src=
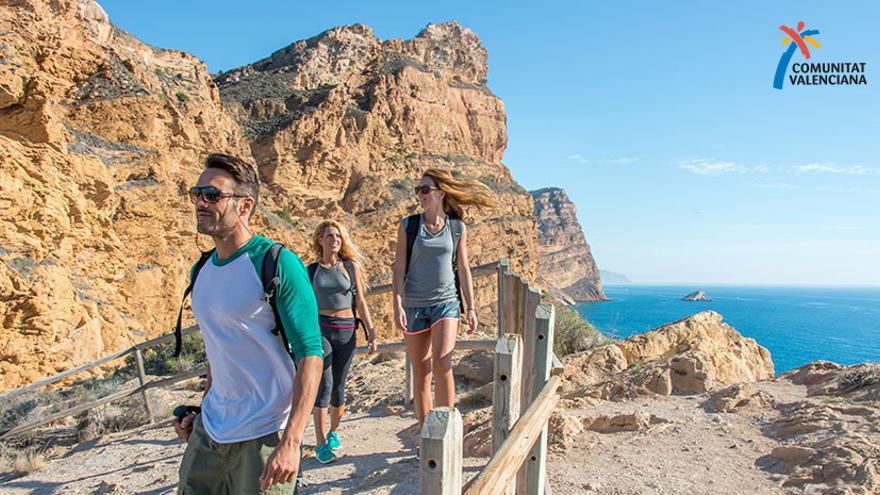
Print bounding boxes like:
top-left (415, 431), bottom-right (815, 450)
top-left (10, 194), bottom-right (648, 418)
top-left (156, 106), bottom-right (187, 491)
top-left (568, 154), bottom-right (589, 164)
top-left (678, 158), bottom-right (750, 176)
top-left (792, 163), bottom-right (876, 175)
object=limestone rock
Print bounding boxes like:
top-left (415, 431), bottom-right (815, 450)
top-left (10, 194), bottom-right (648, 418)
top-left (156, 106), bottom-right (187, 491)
top-left (561, 311), bottom-right (774, 400)
top-left (583, 411), bottom-right (670, 433)
top-left (530, 187), bottom-right (606, 302)
top-left (453, 350), bottom-right (493, 385)
top-left (757, 364), bottom-right (880, 493)
top-left (0, 1), bottom-right (545, 390)
top-left (707, 382), bottom-right (774, 412)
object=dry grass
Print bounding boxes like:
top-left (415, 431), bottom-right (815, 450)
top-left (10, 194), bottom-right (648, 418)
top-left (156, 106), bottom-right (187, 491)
top-left (0, 431), bottom-right (48, 477)
top-left (840, 366), bottom-right (880, 392)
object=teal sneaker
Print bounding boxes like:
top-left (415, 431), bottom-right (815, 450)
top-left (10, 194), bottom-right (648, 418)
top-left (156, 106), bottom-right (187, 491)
top-left (326, 431), bottom-right (341, 451)
top-left (315, 443), bottom-right (336, 464)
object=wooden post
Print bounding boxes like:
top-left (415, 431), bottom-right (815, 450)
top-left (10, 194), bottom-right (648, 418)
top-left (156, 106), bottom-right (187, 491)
top-left (516, 287), bottom-right (542, 494)
top-left (463, 377), bottom-right (561, 495)
top-left (404, 354), bottom-right (414, 405)
top-left (526, 304), bottom-right (555, 495)
top-left (492, 334), bottom-right (522, 495)
top-left (133, 348), bottom-right (154, 423)
top-left (421, 407), bottom-right (463, 495)
top-left (496, 259), bottom-right (509, 337)
top-left (501, 272), bottom-right (515, 340)
top-left (518, 287), bottom-right (542, 412)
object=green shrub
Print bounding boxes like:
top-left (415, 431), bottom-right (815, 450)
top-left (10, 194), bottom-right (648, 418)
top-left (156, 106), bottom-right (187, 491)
top-left (277, 206), bottom-right (293, 224)
top-left (554, 307), bottom-right (604, 356)
top-left (175, 91), bottom-right (190, 103)
top-left (137, 332), bottom-right (206, 376)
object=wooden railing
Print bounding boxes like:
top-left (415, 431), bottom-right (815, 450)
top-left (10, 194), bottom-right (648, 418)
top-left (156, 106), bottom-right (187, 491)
top-left (0, 260), bottom-right (503, 441)
top-left (418, 262), bottom-right (562, 495)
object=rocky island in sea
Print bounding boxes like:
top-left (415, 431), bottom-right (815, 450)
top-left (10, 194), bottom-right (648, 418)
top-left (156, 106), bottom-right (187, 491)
top-left (682, 290), bottom-right (712, 301)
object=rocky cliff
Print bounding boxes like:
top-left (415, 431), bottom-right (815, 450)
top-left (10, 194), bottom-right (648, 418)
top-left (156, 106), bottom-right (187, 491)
top-left (0, 0), bottom-right (543, 390)
top-left (531, 187), bottom-right (606, 301)
top-left (0, 0), bottom-right (248, 389)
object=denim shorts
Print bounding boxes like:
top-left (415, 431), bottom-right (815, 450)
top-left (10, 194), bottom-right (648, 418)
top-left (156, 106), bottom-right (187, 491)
top-left (404, 299), bottom-right (460, 335)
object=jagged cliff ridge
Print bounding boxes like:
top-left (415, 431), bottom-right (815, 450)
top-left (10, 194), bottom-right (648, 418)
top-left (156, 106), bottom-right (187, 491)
top-left (0, 0), bottom-right (541, 390)
top-left (213, 22), bottom-right (540, 289)
top-left (531, 188), bottom-right (606, 301)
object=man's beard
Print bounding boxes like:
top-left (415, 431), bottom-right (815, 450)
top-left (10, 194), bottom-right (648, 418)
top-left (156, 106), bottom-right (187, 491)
top-left (196, 202), bottom-right (234, 235)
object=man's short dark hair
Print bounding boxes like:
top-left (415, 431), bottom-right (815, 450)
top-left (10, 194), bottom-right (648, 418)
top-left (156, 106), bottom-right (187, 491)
top-left (204, 153), bottom-right (259, 217)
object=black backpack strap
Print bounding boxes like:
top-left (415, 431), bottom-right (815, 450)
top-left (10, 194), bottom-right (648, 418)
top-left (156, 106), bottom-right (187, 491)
top-left (261, 243), bottom-right (298, 364)
top-left (307, 262), bottom-right (318, 283)
top-left (404, 214), bottom-right (421, 276)
top-left (448, 217), bottom-right (465, 311)
top-left (341, 259), bottom-right (369, 341)
top-left (173, 249), bottom-right (214, 357)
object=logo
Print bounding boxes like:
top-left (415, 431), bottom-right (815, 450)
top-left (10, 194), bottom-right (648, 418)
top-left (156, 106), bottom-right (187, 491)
top-left (773, 21), bottom-right (867, 90)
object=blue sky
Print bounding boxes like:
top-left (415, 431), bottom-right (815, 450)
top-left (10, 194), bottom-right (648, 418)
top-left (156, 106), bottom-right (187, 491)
top-left (102, 1), bottom-right (879, 285)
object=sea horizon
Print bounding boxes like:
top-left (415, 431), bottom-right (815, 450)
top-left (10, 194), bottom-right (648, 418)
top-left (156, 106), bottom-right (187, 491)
top-left (578, 284), bottom-right (880, 373)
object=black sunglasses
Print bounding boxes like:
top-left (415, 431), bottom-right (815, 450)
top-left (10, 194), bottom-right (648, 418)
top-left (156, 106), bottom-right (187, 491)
top-left (188, 186), bottom-right (249, 204)
top-left (414, 185), bottom-right (440, 195)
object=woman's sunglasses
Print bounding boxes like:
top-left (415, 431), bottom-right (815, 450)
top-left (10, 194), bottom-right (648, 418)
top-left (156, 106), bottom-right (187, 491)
top-left (414, 185), bottom-right (440, 195)
top-left (188, 186), bottom-right (249, 204)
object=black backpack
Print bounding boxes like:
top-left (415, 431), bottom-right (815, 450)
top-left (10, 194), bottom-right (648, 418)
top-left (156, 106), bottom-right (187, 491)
top-left (172, 243), bottom-right (297, 362)
top-left (307, 260), bottom-right (369, 341)
top-left (404, 214), bottom-right (464, 310)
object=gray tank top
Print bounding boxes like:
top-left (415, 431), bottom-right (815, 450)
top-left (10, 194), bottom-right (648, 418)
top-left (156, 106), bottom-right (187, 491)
top-left (312, 263), bottom-right (353, 311)
top-left (403, 215), bottom-right (459, 307)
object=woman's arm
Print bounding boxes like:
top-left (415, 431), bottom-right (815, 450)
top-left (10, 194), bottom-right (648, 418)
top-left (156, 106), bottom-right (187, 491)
top-left (456, 225), bottom-right (478, 334)
top-left (353, 261), bottom-right (377, 352)
top-left (391, 220), bottom-right (408, 331)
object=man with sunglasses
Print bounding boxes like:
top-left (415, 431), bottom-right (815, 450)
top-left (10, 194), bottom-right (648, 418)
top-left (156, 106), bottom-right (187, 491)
top-left (174, 153), bottom-right (323, 494)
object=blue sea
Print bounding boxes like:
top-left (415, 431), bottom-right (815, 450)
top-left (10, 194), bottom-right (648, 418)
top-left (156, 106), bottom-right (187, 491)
top-left (577, 285), bottom-right (880, 373)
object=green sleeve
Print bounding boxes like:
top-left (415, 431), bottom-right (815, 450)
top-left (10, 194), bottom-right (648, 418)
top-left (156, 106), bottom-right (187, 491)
top-left (276, 248), bottom-right (323, 359)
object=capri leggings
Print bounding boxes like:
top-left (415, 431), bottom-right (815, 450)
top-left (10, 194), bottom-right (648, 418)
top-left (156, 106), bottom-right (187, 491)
top-left (314, 315), bottom-right (357, 409)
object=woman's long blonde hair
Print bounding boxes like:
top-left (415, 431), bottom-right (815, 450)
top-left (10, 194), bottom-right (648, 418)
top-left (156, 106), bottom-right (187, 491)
top-left (311, 220), bottom-right (369, 287)
top-left (422, 168), bottom-right (495, 219)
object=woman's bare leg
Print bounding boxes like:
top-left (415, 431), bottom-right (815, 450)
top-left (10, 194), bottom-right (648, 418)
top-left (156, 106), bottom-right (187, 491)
top-left (330, 405), bottom-right (345, 432)
top-left (313, 407), bottom-right (328, 446)
top-left (431, 318), bottom-right (459, 407)
top-left (404, 331), bottom-right (433, 427)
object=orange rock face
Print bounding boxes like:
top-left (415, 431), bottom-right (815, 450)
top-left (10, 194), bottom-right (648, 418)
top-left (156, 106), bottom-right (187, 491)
top-left (0, 1), bottom-right (542, 390)
top-left (531, 187), bottom-right (606, 302)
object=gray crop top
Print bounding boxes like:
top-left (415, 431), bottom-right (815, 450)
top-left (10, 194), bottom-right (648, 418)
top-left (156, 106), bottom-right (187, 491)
top-left (312, 263), bottom-right (354, 311)
top-left (402, 215), bottom-right (460, 307)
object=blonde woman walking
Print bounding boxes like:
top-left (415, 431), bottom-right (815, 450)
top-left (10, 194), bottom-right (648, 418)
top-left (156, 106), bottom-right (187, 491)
top-left (391, 169), bottom-right (494, 431)
top-left (308, 220), bottom-right (377, 463)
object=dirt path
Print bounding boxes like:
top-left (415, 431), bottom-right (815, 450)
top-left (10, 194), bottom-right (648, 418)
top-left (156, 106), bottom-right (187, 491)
top-left (1, 409), bottom-right (488, 495)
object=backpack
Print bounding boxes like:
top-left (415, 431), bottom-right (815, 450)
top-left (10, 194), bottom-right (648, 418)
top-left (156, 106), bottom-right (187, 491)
top-left (404, 214), bottom-right (464, 310)
top-left (172, 243), bottom-right (297, 363)
top-left (307, 260), bottom-right (369, 341)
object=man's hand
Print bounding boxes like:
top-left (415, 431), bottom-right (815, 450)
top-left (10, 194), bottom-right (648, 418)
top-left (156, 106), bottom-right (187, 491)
top-left (259, 441), bottom-right (300, 491)
top-left (172, 412), bottom-right (196, 442)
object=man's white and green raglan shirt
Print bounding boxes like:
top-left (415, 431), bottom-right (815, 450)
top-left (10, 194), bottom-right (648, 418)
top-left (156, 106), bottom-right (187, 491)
top-left (190, 235), bottom-right (323, 444)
